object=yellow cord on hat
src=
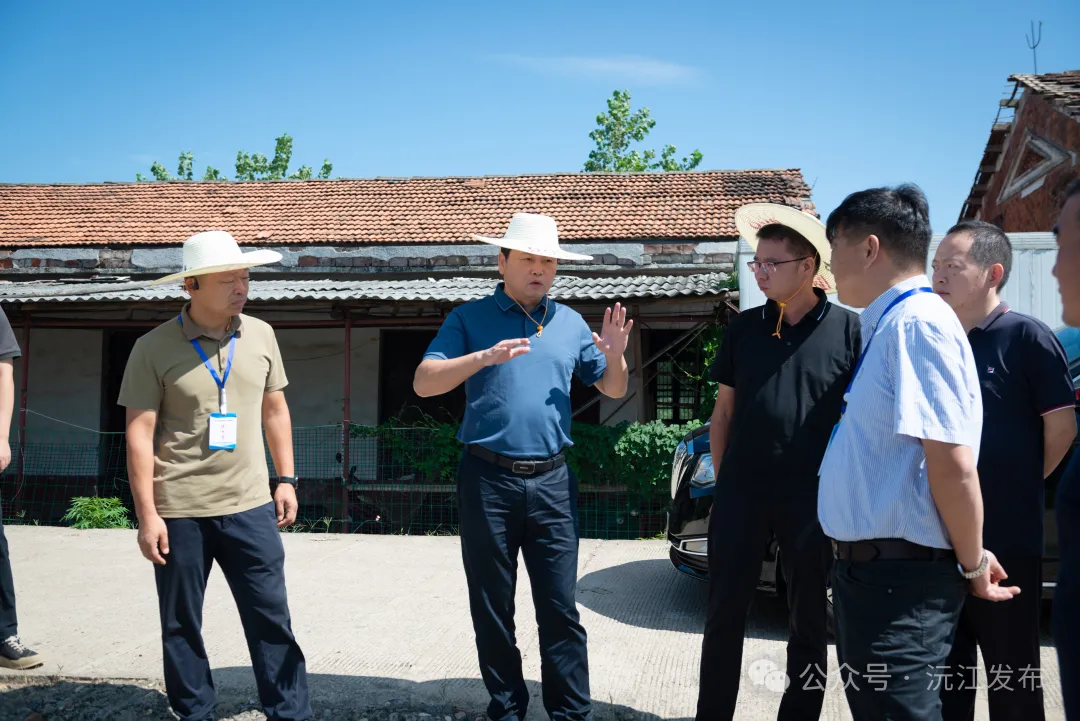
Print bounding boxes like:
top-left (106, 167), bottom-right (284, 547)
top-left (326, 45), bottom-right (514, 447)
top-left (773, 272), bottom-right (813, 339)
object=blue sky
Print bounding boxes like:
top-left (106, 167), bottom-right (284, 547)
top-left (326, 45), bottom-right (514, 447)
top-left (1, 0), bottom-right (1077, 233)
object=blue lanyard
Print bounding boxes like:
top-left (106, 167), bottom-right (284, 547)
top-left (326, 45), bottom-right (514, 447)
top-left (841, 287), bottom-right (933, 414)
top-left (177, 315), bottom-right (235, 393)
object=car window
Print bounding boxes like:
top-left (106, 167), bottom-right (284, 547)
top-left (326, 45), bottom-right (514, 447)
top-left (1055, 327), bottom-right (1080, 385)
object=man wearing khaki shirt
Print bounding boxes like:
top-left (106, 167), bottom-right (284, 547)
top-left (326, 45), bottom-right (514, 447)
top-left (119, 231), bottom-right (310, 721)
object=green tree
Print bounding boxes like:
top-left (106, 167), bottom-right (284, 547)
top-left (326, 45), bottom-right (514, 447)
top-left (584, 90), bottom-right (703, 172)
top-left (139, 133), bottom-right (333, 181)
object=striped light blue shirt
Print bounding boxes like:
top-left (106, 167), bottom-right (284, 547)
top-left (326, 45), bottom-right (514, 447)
top-left (817, 275), bottom-right (982, 549)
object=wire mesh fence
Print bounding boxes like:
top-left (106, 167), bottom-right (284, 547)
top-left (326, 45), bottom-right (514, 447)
top-left (0, 425), bottom-right (670, 540)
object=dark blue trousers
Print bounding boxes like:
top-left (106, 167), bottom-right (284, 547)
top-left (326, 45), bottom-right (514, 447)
top-left (456, 450), bottom-right (590, 721)
top-left (832, 557), bottom-right (967, 721)
top-left (1055, 452), bottom-right (1080, 720)
top-left (0, 519), bottom-right (17, 639)
top-left (155, 502), bottom-right (310, 721)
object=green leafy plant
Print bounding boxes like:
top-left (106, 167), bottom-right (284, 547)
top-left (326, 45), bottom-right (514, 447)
top-left (584, 89), bottom-right (703, 173)
top-left (350, 409), bottom-right (463, 484)
top-left (61, 497), bottom-right (132, 529)
top-left (565, 422), bottom-right (623, 487)
top-left (138, 133), bottom-right (333, 182)
top-left (614, 420), bottom-right (703, 499)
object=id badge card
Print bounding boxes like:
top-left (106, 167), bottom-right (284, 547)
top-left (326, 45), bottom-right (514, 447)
top-left (209, 413), bottom-right (238, 451)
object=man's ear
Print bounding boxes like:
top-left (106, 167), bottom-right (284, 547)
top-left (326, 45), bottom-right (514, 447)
top-left (864, 234), bottom-right (880, 265)
top-left (989, 263), bottom-right (1006, 288)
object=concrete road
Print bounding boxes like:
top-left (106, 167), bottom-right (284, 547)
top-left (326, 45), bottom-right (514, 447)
top-left (0, 527), bottom-right (1066, 720)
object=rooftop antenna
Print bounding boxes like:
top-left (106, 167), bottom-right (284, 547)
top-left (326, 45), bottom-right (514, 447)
top-left (1025, 20), bottom-right (1043, 74)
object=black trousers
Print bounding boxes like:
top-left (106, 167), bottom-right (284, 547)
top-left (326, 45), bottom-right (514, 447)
top-left (456, 450), bottom-right (590, 721)
top-left (941, 556), bottom-right (1044, 721)
top-left (155, 502), bottom-right (310, 721)
top-left (0, 519), bottom-right (17, 639)
top-left (696, 486), bottom-right (832, 721)
top-left (832, 557), bottom-right (967, 721)
top-left (1055, 451), bottom-right (1080, 720)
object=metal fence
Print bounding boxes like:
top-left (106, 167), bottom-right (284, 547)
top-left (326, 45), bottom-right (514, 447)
top-left (0, 425), bottom-right (669, 540)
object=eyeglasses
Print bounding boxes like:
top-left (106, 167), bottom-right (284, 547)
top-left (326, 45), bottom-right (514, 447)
top-left (746, 256), bottom-right (810, 274)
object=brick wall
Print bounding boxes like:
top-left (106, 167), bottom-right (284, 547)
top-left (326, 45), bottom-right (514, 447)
top-left (981, 92), bottom-right (1080, 232)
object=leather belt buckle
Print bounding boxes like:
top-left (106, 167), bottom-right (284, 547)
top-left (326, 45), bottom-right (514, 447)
top-left (511, 460), bottom-right (537, 475)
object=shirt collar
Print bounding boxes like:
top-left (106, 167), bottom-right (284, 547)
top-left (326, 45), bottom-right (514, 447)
top-left (761, 287), bottom-right (830, 326)
top-left (972, 302), bottom-right (1010, 333)
top-left (494, 282), bottom-right (550, 315)
top-left (180, 303), bottom-right (243, 341)
top-left (861, 274), bottom-right (932, 333)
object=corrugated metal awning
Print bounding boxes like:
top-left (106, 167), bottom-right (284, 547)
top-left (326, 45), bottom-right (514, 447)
top-left (0, 273), bottom-right (732, 304)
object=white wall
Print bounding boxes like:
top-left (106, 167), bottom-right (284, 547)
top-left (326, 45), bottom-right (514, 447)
top-left (275, 328), bottom-right (380, 480)
top-left (276, 328), bottom-right (380, 427)
top-left (10, 329), bottom-right (103, 475)
top-left (738, 233), bottom-right (1065, 330)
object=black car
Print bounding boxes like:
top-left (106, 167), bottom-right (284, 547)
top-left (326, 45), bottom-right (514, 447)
top-left (665, 422), bottom-right (830, 628)
top-left (667, 325), bottom-right (1080, 609)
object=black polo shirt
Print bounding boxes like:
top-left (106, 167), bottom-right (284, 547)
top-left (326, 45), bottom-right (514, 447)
top-left (709, 288), bottom-right (861, 492)
top-left (0, 308), bottom-right (20, 361)
top-left (967, 304), bottom-right (1075, 557)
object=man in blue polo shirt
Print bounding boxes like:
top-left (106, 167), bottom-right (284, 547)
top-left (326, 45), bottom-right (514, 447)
top-left (932, 220), bottom-right (1076, 721)
top-left (413, 213), bottom-right (631, 721)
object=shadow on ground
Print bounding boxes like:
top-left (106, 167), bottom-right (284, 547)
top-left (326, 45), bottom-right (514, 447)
top-left (575, 558), bottom-right (790, 641)
top-left (0, 673), bottom-right (696, 721)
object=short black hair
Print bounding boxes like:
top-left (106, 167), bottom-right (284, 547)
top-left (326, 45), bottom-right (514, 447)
top-left (826, 183), bottom-right (933, 269)
top-left (501, 247), bottom-right (511, 259)
top-left (945, 220), bottom-right (1013, 290)
top-left (756, 223), bottom-right (821, 272)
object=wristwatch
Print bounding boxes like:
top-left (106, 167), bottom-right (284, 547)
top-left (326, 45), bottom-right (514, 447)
top-left (274, 475), bottom-right (298, 489)
top-left (958, 551), bottom-right (989, 580)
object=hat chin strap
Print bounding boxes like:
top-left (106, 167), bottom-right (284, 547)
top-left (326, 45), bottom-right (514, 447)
top-left (772, 272), bottom-right (813, 339)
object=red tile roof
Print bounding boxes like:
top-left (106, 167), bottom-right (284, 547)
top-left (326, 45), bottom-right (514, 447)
top-left (1012, 70), bottom-right (1080, 120)
top-left (0, 171), bottom-right (812, 248)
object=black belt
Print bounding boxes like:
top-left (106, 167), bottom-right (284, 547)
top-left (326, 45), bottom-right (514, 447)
top-left (467, 445), bottom-right (566, 476)
top-left (832, 538), bottom-right (956, 562)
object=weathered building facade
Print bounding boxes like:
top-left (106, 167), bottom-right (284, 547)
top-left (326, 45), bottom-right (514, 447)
top-left (0, 170), bottom-right (813, 534)
top-left (960, 70), bottom-right (1080, 231)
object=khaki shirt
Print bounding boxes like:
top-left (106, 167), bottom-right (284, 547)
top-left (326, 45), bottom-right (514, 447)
top-left (118, 305), bottom-right (288, 518)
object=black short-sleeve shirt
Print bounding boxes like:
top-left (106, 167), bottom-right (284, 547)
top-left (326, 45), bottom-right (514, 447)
top-left (0, 308), bottom-right (21, 361)
top-left (710, 289), bottom-right (861, 490)
top-left (967, 304), bottom-right (1075, 556)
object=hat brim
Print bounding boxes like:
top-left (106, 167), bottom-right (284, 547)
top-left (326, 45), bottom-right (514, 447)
top-left (471, 234), bottom-right (594, 262)
top-left (148, 249), bottom-right (284, 286)
top-left (734, 204), bottom-right (837, 295)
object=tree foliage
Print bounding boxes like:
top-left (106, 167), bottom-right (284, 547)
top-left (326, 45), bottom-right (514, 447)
top-left (137, 133), bottom-right (333, 182)
top-left (584, 90), bottom-right (703, 173)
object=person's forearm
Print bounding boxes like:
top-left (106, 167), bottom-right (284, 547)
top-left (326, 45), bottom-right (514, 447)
top-left (414, 354), bottom-right (487, 397)
top-left (926, 452), bottom-right (984, 570)
top-left (709, 410), bottom-right (732, 478)
top-left (127, 434), bottom-right (158, 521)
top-left (0, 361), bottom-right (14, 441)
top-left (597, 355), bottom-right (629, 398)
top-left (1044, 412), bottom-right (1078, 478)
top-left (264, 405), bottom-right (295, 478)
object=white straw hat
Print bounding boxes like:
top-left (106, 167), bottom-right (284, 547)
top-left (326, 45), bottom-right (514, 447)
top-left (734, 203), bottom-right (837, 294)
top-left (471, 213), bottom-right (593, 262)
top-left (150, 230), bottom-right (283, 286)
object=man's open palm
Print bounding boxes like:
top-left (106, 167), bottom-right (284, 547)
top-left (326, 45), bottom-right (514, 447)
top-left (593, 303), bottom-right (632, 357)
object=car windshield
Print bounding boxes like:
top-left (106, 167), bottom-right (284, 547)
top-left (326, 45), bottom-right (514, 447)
top-left (1058, 326), bottom-right (1080, 366)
